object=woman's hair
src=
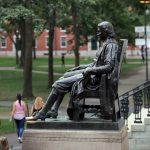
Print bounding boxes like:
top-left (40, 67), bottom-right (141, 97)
top-left (34, 96), bottom-right (44, 109)
top-left (17, 93), bottom-right (22, 106)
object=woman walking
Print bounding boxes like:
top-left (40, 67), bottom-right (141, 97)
top-left (10, 93), bottom-right (27, 143)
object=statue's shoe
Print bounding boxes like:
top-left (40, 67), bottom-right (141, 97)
top-left (26, 113), bottom-right (46, 121)
top-left (98, 113), bottom-right (112, 120)
top-left (46, 110), bottom-right (58, 119)
top-left (97, 110), bottom-right (112, 120)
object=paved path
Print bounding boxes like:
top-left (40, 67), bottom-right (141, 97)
top-left (118, 64), bottom-right (148, 95)
top-left (1, 61), bottom-right (150, 150)
top-left (0, 66), bottom-right (63, 75)
top-left (2, 134), bottom-right (22, 150)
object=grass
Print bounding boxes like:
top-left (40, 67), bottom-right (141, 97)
top-left (0, 57), bottom-right (144, 101)
top-left (120, 63), bottom-right (143, 78)
top-left (0, 119), bottom-right (16, 135)
top-left (0, 70), bottom-right (52, 101)
top-left (33, 57), bottom-right (92, 73)
top-left (0, 57), bottom-right (16, 67)
top-left (0, 106), bottom-right (11, 114)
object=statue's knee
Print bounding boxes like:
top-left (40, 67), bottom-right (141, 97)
top-left (51, 88), bottom-right (59, 95)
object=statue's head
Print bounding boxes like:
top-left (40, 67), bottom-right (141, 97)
top-left (97, 21), bottom-right (114, 41)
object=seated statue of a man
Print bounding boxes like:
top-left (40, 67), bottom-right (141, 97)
top-left (29, 21), bottom-right (118, 121)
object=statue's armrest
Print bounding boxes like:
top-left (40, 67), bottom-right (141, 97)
top-left (63, 62), bottom-right (95, 78)
top-left (67, 62), bottom-right (95, 72)
top-left (63, 69), bottom-right (85, 78)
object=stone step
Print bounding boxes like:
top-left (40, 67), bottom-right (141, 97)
top-left (128, 108), bottom-right (150, 150)
top-left (145, 125), bottom-right (150, 131)
top-left (144, 117), bottom-right (150, 125)
top-left (129, 137), bottom-right (150, 144)
top-left (131, 123), bottom-right (145, 132)
top-left (129, 139), bottom-right (150, 150)
top-left (129, 145), bottom-right (150, 150)
top-left (127, 108), bottom-right (150, 134)
top-left (132, 130), bottom-right (150, 138)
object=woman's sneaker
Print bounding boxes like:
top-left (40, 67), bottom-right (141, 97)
top-left (18, 137), bottom-right (22, 143)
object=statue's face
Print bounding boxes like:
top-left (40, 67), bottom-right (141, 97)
top-left (97, 26), bottom-right (107, 42)
top-left (97, 21), bottom-right (114, 43)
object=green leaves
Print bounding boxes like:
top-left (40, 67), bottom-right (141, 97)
top-left (0, 6), bottom-right (32, 23)
top-left (0, 0), bottom-right (148, 46)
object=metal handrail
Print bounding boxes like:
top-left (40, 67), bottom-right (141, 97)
top-left (119, 80), bottom-right (150, 124)
top-left (119, 80), bottom-right (150, 101)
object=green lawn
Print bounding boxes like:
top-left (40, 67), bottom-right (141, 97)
top-left (0, 56), bottom-right (144, 101)
top-left (0, 57), bottom-right (16, 67)
top-left (0, 119), bottom-right (16, 135)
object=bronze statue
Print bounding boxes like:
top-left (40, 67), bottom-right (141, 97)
top-left (28, 21), bottom-right (119, 121)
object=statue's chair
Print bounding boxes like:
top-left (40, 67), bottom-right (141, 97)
top-left (67, 39), bottom-right (128, 122)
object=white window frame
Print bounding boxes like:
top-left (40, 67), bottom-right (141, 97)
top-left (91, 38), bottom-right (98, 51)
top-left (60, 36), bottom-right (67, 48)
top-left (46, 36), bottom-right (49, 48)
top-left (60, 27), bottom-right (66, 33)
top-left (34, 38), bottom-right (37, 48)
top-left (1, 36), bottom-right (7, 48)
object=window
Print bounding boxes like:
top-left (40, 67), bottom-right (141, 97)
top-left (60, 27), bottom-right (66, 33)
top-left (33, 38), bottom-right (37, 48)
top-left (1, 36), bottom-right (6, 48)
top-left (60, 36), bottom-right (67, 48)
top-left (46, 36), bottom-right (49, 48)
top-left (91, 38), bottom-right (97, 50)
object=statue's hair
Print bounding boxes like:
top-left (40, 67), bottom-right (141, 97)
top-left (98, 21), bottom-right (115, 37)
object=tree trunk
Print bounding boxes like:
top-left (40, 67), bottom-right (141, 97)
top-left (48, 9), bottom-right (56, 88)
top-left (19, 20), bottom-right (26, 68)
top-left (32, 38), bottom-right (36, 59)
top-left (71, 0), bottom-right (80, 66)
top-left (22, 17), bottom-right (33, 98)
top-left (7, 33), bottom-right (19, 65)
top-left (15, 49), bottom-right (19, 65)
top-left (15, 35), bottom-right (22, 65)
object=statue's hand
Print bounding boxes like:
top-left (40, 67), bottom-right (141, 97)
top-left (83, 67), bottom-right (92, 76)
top-left (82, 69), bottom-right (91, 86)
top-left (67, 66), bottom-right (81, 72)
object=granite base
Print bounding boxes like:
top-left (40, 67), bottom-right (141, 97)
top-left (22, 118), bottom-right (128, 150)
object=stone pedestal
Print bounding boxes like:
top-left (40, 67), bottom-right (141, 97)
top-left (22, 118), bottom-right (128, 150)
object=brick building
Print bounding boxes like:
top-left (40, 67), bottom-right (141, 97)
top-left (0, 27), bottom-right (99, 57)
